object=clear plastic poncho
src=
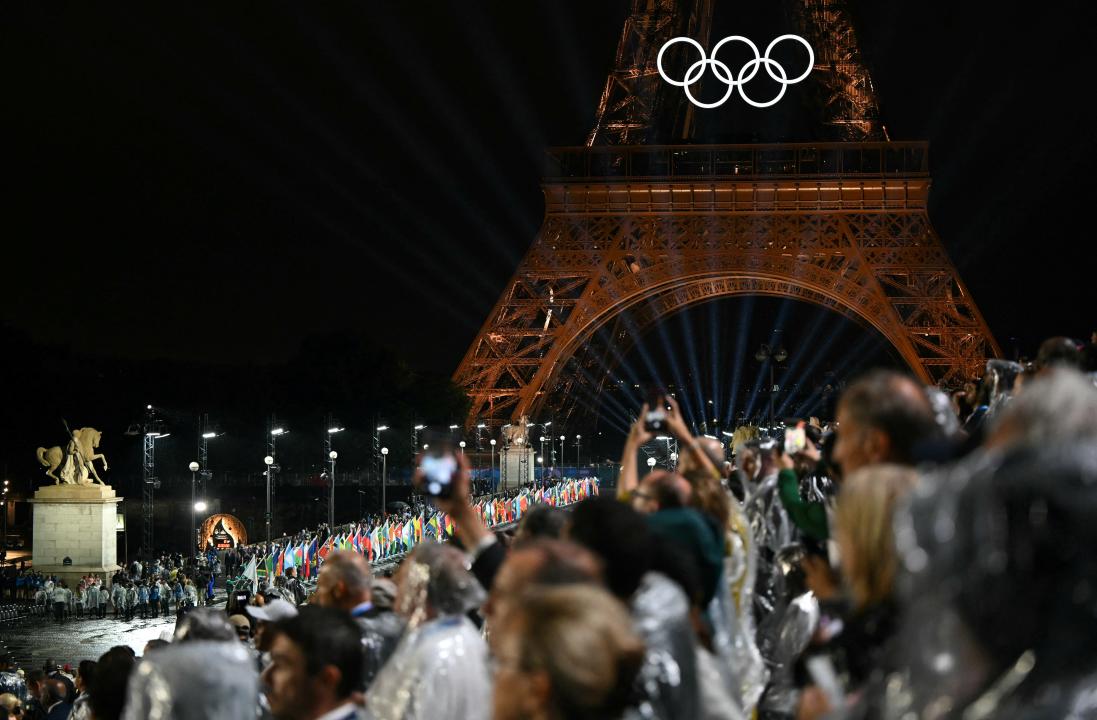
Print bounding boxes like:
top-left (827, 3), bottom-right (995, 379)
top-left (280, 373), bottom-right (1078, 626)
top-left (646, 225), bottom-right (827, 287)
top-left (122, 641), bottom-right (259, 720)
top-left (364, 545), bottom-right (491, 720)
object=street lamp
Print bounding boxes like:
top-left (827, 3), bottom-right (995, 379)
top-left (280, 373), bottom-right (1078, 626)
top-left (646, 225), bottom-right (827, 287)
top-left (413, 424), bottom-right (426, 454)
top-left (647, 457), bottom-right (657, 469)
top-left (459, 440), bottom-right (466, 455)
top-left (264, 455), bottom-right (274, 543)
top-left (1, 480), bottom-right (8, 553)
top-left (325, 420), bottom-right (343, 526)
top-left (756, 342), bottom-right (789, 428)
top-left (328, 450), bottom-right (338, 529)
top-left (188, 461), bottom-right (199, 555)
top-left (194, 500), bottom-right (207, 513)
top-left (575, 434), bottom-right (581, 473)
top-left (559, 435), bottom-right (566, 477)
top-left (490, 439), bottom-right (497, 491)
top-left (537, 455), bottom-right (544, 482)
top-left (380, 447), bottom-right (389, 516)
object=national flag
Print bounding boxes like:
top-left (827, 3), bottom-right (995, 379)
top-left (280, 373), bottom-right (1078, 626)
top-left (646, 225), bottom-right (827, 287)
top-left (401, 521), bottom-right (413, 551)
top-left (275, 548), bottom-right (284, 577)
top-left (428, 514), bottom-right (440, 539)
top-left (243, 556), bottom-right (258, 592)
top-left (284, 542), bottom-right (297, 571)
top-left (318, 535), bottom-right (333, 562)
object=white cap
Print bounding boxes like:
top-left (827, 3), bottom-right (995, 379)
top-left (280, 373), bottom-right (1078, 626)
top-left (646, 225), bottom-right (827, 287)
top-left (245, 598), bottom-right (298, 623)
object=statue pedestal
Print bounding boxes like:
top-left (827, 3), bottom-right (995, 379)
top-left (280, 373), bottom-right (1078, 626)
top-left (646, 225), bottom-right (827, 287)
top-left (31, 484), bottom-right (122, 587)
top-left (500, 447), bottom-right (534, 491)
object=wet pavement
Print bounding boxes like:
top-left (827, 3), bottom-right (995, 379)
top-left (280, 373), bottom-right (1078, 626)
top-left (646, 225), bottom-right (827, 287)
top-left (1, 598), bottom-right (226, 668)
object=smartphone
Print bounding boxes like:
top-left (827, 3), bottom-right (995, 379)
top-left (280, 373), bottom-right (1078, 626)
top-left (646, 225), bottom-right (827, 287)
top-left (784, 422), bottom-right (806, 455)
top-left (644, 386), bottom-right (668, 432)
top-left (420, 452), bottom-right (458, 498)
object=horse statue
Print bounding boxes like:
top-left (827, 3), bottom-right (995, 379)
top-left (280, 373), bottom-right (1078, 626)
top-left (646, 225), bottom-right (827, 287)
top-left (37, 427), bottom-right (108, 485)
top-left (502, 415), bottom-right (530, 447)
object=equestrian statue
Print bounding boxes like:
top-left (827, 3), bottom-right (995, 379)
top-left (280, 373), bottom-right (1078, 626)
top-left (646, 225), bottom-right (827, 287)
top-left (37, 423), bottom-right (108, 485)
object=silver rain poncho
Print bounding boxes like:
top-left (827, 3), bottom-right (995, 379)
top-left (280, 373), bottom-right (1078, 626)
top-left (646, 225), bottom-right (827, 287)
top-left (707, 499), bottom-right (769, 716)
top-left (122, 641), bottom-right (259, 720)
top-left (628, 571), bottom-right (701, 720)
top-left (887, 442), bottom-right (1097, 719)
top-left (364, 544), bottom-right (491, 720)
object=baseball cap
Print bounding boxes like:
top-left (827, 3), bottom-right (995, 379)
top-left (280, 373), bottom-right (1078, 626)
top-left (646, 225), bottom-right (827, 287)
top-left (245, 599), bottom-right (298, 623)
top-left (227, 614), bottom-right (252, 631)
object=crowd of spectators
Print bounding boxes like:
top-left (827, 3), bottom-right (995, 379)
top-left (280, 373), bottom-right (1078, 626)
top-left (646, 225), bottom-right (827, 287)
top-left (0, 334), bottom-right (1095, 719)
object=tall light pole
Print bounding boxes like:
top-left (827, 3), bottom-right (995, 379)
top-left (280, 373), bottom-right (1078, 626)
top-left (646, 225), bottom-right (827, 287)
top-left (326, 421), bottom-right (343, 528)
top-left (377, 421), bottom-right (390, 500)
top-left (413, 424), bottom-right (425, 456)
top-left (539, 436), bottom-right (546, 480)
top-left (264, 455), bottom-right (274, 543)
top-left (198, 414), bottom-right (218, 498)
top-left (269, 422), bottom-right (287, 515)
top-left (756, 342), bottom-right (789, 429)
top-left (542, 422), bottom-right (553, 475)
top-left (559, 435), bottom-right (566, 477)
top-left (188, 462), bottom-right (199, 555)
top-left (380, 447), bottom-right (389, 516)
top-left (575, 435), bottom-right (582, 474)
top-left (328, 450), bottom-right (338, 528)
top-left (1, 480), bottom-right (8, 555)
top-left (489, 439), bottom-right (497, 491)
top-left (459, 440), bottom-right (466, 455)
top-left (537, 456), bottom-right (544, 483)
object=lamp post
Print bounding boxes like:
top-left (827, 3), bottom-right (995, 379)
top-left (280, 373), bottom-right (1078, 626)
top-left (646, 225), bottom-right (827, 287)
top-left (575, 435), bottom-right (581, 474)
top-left (489, 439), bottom-right (497, 491)
top-left (755, 342), bottom-right (789, 428)
top-left (459, 440), bottom-right (466, 455)
top-left (328, 450), bottom-right (338, 529)
top-left (263, 455), bottom-right (274, 543)
top-left (188, 461), bottom-right (199, 555)
top-left (1, 480), bottom-right (8, 556)
top-left (380, 447), bottom-right (389, 517)
top-left (537, 456), bottom-right (544, 483)
top-left (326, 422), bottom-right (343, 528)
top-left (412, 425), bottom-right (425, 455)
top-left (647, 457), bottom-right (657, 470)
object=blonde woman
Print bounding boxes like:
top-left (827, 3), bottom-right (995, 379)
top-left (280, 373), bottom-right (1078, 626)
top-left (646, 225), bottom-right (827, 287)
top-left (491, 584), bottom-right (644, 720)
top-left (798, 463), bottom-right (917, 720)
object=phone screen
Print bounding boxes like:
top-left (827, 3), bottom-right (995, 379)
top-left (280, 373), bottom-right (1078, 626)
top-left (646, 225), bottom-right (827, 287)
top-left (784, 424), bottom-right (806, 455)
top-left (644, 387), bottom-right (667, 432)
top-left (420, 453), bottom-right (457, 497)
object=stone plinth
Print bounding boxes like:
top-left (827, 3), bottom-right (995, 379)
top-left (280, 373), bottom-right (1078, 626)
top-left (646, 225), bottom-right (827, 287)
top-left (500, 446), bottom-right (534, 490)
top-left (31, 484), bottom-right (122, 587)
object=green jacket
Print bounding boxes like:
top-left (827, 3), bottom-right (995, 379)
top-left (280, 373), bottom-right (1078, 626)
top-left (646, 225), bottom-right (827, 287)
top-left (776, 468), bottom-right (829, 541)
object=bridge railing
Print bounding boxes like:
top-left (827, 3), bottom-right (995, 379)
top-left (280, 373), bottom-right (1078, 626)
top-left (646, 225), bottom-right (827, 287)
top-left (545, 141), bottom-right (929, 182)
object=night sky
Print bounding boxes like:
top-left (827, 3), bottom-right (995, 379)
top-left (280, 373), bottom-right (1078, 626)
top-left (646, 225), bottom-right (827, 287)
top-left (3, 2), bottom-right (1095, 477)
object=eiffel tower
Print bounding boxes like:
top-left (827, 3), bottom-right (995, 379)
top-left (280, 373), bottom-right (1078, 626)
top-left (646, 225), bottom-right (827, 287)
top-left (454, 0), bottom-right (1000, 428)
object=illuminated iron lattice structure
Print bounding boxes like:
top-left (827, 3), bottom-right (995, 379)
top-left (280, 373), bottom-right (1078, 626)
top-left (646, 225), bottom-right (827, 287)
top-left (454, 1), bottom-right (999, 427)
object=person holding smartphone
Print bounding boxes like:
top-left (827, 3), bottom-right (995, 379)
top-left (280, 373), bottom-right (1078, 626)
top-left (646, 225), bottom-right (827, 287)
top-left (618, 393), bottom-right (721, 507)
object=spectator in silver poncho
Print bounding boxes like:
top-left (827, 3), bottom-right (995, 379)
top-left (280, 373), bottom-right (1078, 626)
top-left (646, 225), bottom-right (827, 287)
top-left (123, 609), bottom-right (259, 720)
top-left (364, 543), bottom-right (490, 720)
top-left (312, 551), bottom-right (404, 691)
top-left (887, 369), bottom-right (1097, 719)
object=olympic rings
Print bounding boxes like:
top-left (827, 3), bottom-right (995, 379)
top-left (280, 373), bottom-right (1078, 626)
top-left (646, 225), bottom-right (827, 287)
top-left (657, 34), bottom-right (815, 109)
